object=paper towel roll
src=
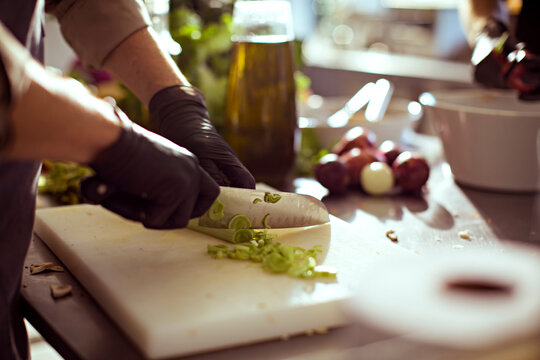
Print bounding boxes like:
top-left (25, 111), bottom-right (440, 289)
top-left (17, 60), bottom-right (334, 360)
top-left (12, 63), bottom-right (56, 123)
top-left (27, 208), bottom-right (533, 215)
top-left (346, 243), bottom-right (540, 351)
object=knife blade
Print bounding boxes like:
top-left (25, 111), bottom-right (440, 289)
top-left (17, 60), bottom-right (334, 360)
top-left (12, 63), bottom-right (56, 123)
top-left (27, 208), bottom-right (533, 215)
top-left (197, 186), bottom-right (329, 229)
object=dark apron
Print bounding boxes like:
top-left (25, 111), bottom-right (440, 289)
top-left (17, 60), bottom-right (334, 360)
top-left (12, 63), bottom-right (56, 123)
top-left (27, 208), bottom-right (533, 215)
top-left (516, 0), bottom-right (540, 53)
top-left (0, 0), bottom-right (44, 359)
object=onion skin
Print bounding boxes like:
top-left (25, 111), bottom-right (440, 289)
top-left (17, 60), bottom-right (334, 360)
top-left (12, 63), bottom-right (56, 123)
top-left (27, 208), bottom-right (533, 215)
top-left (332, 126), bottom-right (377, 156)
top-left (392, 151), bottom-right (430, 193)
top-left (360, 162), bottom-right (395, 196)
top-left (339, 148), bottom-right (385, 187)
top-left (314, 153), bottom-right (350, 194)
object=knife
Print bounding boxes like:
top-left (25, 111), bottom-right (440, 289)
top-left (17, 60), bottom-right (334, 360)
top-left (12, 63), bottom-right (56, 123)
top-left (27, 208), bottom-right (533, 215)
top-left (327, 82), bottom-right (375, 128)
top-left (197, 186), bottom-right (329, 229)
top-left (81, 178), bottom-right (329, 229)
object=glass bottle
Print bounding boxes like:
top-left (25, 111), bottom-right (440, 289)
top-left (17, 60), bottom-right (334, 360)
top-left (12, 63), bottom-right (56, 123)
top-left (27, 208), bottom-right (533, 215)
top-left (224, 0), bottom-right (298, 190)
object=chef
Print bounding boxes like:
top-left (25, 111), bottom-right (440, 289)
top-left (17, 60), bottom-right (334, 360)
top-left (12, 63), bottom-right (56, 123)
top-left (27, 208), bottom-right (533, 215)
top-left (0, 0), bottom-right (255, 358)
top-left (460, 0), bottom-right (540, 99)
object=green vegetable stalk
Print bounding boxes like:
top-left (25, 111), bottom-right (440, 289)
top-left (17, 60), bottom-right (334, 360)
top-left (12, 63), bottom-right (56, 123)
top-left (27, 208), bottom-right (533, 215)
top-left (191, 190), bottom-right (335, 279)
top-left (38, 161), bottom-right (94, 205)
top-left (207, 234), bottom-right (336, 279)
top-left (193, 212), bottom-right (334, 279)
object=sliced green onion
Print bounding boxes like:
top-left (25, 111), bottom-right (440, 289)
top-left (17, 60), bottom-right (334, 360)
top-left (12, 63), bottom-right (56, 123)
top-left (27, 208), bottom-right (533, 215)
top-left (263, 251), bottom-right (291, 273)
top-left (196, 219), bottom-right (336, 279)
top-left (253, 198), bottom-right (263, 204)
top-left (312, 265), bottom-right (338, 278)
top-left (228, 214), bottom-right (252, 230)
top-left (208, 244), bottom-right (228, 254)
top-left (264, 192), bottom-right (282, 203)
top-left (232, 229), bottom-right (255, 243)
top-left (188, 219), bottom-right (237, 242)
top-left (208, 199), bottom-right (225, 221)
top-left (206, 231), bottom-right (335, 279)
top-left (262, 213), bottom-right (271, 229)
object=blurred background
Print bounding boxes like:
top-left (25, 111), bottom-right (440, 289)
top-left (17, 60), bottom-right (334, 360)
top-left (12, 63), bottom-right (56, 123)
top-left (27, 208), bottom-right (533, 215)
top-left (39, 0), bottom-right (523, 202)
top-left (43, 0), bottom-right (483, 100)
top-left (43, 0), bottom-right (523, 132)
top-left (42, 0), bottom-right (525, 126)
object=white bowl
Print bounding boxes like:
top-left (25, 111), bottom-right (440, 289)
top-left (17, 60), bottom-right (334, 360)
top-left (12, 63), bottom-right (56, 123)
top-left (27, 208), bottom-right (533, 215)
top-left (421, 89), bottom-right (540, 193)
top-left (298, 96), bottom-right (422, 148)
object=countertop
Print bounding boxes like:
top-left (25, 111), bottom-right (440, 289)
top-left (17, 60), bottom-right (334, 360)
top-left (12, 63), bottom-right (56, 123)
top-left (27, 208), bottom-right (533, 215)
top-left (22, 135), bottom-right (540, 359)
top-left (302, 36), bottom-right (472, 85)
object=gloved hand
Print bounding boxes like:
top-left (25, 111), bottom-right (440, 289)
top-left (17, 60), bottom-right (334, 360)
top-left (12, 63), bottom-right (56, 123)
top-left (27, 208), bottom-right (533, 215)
top-left (471, 18), bottom-right (514, 89)
top-left (472, 18), bottom-right (540, 100)
top-left (502, 44), bottom-right (540, 100)
top-left (81, 108), bottom-right (220, 229)
top-left (148, 85), bottom-right (256, 188)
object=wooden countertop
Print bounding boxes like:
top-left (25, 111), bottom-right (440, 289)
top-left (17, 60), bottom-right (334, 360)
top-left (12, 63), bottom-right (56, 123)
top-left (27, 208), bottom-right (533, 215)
top-left (22, 135), bottom-right (540, 359)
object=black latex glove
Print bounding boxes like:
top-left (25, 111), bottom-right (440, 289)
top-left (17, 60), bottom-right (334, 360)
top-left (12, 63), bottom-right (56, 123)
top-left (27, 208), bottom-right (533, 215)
top-left (502, 45), bottom-right (540, 100)
top-left (472, 18), bottom-right (540, 100)
top-left (81, 108), bottom-right (220, 229)
top-left (148, 85), bottom-right (256, 189)
top-left (471, 18), bottom-right (514, 89)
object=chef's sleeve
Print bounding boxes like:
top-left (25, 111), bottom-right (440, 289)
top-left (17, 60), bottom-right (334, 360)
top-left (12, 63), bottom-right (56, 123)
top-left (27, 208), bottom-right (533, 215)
top-left (45, 0), bottom-right (152, 69)
top-left (0, 22), bottom-right (32, 151)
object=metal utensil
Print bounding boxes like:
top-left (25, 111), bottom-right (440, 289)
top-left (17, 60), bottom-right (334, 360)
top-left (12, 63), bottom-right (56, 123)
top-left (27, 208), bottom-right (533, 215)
top-left (197, 186), bottom-right (330, 229)
top-left (365, 78), bottom-right (394, 122)
top-left (327, 82), bottom-right (375, 128)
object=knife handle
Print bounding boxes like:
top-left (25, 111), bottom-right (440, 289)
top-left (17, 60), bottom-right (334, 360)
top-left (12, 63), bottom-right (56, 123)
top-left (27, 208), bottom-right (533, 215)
top-left (80, 176), bottom-right (148, 222)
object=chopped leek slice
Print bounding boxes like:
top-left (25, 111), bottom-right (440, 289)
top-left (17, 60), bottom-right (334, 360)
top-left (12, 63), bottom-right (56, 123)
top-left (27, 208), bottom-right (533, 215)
top-left (189, 220), bottom-right (238, 242)
top-left (233, 229), bottom-right (255, 243)
top-left (264, 192), bottom-right (282, 203)
top-left (262, 213), bottom-right (271, 229)
top-left (206, 229), bottom-right (335, 279)
top-left (263, 251), bottom-right (291, 273)
top-left (208, 199), bottom-right (225, 221)
top-left (192, 218), bottom-right (336, 280)
top-left (228, 214), bottom-right (251, 230)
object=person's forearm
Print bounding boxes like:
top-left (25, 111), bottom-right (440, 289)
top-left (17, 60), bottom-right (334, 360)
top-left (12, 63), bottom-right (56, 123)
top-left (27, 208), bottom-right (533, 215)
top-left (103, 27), bottom-right (189, 106)
top-left (3, 60), bottom-right (121, 163)
top-left (459, 0), bottom-right (509, 45)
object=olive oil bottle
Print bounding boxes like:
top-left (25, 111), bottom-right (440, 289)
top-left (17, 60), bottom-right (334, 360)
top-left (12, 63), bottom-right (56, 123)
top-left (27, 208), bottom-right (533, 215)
top-left (224, 1), bottom-right (297, 189)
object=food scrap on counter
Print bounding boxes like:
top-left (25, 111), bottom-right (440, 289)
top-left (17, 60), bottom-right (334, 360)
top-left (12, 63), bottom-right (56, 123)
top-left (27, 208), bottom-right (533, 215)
top-left (50, 284), bottom-right (72, 299)
top-left (385, 230), bottom-right (398, 242)
top-left (30, 262), bottom-right (64, 275)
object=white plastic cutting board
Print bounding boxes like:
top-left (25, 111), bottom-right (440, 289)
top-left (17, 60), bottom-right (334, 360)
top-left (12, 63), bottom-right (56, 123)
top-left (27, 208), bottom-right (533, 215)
top-left (34, 204), bottom-right (410, 359)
